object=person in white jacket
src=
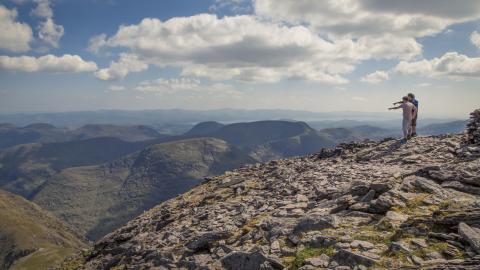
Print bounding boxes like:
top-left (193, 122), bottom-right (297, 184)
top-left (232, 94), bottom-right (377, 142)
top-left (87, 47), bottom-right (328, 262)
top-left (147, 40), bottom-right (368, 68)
top-left (389, 96), bottom-right (417, 141)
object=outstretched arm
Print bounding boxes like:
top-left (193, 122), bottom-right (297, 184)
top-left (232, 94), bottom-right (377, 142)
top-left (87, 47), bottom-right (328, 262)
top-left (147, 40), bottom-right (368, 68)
top-left (393, 101), bottom-right (402, 105)
top-left (389, 106), bottom-right (401, 110)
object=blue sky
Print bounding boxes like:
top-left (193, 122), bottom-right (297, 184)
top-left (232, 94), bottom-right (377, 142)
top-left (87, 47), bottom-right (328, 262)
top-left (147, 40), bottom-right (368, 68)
top-left (1, 0), bottom-right (480, 118)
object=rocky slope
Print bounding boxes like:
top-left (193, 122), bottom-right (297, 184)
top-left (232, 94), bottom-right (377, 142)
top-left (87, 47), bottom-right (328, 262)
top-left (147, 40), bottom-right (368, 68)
top-left (0, 189), bottom-right (87, 270)
top-left (69, 109), bottom-right (480, 269)
top-left (34, 138), bottom-right (255, 240)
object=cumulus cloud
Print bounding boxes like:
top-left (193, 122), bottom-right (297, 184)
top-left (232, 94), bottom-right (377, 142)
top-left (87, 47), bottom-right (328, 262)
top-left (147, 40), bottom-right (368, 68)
top-left (92, 14), bottom-right (423, 84)
top-left (94, 53), bottom-right (148, 80)
top-left (254, 0), bottom-right (480, 39)
top-left (471, 31), bottom-right (480, 49)
top-left (38, 17), bottom-right (64, 47)
top-left (31, 0), bottom-right (64, 48)
top-left (88, 34), bottom-right (108, 54)
top-left (0, 5), bottom-right (33, 52)
top-left (0, 54), bottom-right (98, 72)
top-left (361, 70), bottom-right (390, 84)
top-left (394, 52), bottom-right (480, 79)
top-left (88, 2), bottom-right (480, 85)
top-left (364, 51), bottom-right (480, 82)
top-left (31, 0), bottom-right (53, 18)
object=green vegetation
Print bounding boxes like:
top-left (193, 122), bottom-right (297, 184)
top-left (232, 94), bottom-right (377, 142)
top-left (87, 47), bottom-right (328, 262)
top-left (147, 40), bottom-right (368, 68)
top-left (290, 247), bottom-right (335, 270)
top-left (33, 138), bottom-right (255, 240)
top-left (0, 189), bottom-right (86, 269)
top-left (11, 247), bottom-right (78, 270)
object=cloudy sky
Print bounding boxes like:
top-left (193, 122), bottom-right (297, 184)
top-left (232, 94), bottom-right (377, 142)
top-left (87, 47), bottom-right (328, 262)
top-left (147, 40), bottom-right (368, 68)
top-left (1, 0), bottom-right (479, 118)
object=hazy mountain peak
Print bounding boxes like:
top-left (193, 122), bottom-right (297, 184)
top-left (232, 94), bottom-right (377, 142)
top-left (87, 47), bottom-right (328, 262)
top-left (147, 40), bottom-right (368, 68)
top-left (184, 121), bottom-right (225, 136)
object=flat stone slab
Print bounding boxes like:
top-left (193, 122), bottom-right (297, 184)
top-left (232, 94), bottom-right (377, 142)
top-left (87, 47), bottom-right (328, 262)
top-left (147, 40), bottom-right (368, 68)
top-left (458, 222), bottom-right (480, 254)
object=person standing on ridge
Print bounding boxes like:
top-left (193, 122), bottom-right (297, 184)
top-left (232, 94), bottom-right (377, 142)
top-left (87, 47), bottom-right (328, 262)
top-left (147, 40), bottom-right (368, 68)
top-left (407, 93), bottom-right (419, 136)
top-left (389, 96), bottom-right (417, 141)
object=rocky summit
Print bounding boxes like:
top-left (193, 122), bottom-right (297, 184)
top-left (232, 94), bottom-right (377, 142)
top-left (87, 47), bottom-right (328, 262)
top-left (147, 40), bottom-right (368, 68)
top-left (67, 110), bottom-right (480, 270)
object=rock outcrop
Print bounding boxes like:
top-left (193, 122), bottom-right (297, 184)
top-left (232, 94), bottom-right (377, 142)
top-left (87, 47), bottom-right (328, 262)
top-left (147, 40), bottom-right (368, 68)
top-left (65, 109), bottom-right (480, 270)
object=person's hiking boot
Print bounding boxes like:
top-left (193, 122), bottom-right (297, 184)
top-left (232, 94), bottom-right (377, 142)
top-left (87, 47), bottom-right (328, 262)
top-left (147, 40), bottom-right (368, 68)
top-left (411, 133), bottom-right (418, 137)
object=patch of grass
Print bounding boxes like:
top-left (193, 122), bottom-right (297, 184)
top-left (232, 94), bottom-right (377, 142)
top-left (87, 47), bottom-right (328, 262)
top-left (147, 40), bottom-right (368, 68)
top-left (241, 216), bottom-right (263, 234)
top-left (377, 252), bottom-right (411, 269)
top-left (215, 188), bottom-right (234, 199)
top-left (244, 180), bottom-right (262, 190)
top-left (10, 246), bottom-right (78, 270)
top-left (391, 193), bottom-right (434, 216)
top-left (412, 241), bottom-right (466, 260)
top-left (438, 200), bottom-right (462, 211)
top-left (290, 247), bottom-right (335, 270)
top-left (351, 225), bottom-right (394, 245)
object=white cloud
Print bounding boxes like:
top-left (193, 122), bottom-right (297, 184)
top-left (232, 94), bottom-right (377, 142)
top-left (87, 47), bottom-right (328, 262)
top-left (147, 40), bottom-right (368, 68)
top-left (0, 5), bottom-right (33, 52)
top-left (31, 0), bottom-right (64, 48)
top-left (365, 52), bottom-right (480, 82)
top-left (471, 31), bottom-right (480, 49)
top-left (31, 0), bottom-right (52, 18)
top-left (88, 34), bottom-right (108, 54)
top-left (254, 0), bottom-right (480, 39)
top-left (361, 70), bottom-right (390, 84)
top-left (94, 53), bottom-right (148, 80)
top-left (0, 54), bottom-right (98, 73)
top-left (394, 52), bottom-right (480, 79)
top-left (38, 17), bottom-right (64, 47)
top-left (93, 14), bottom-right (417, 84)
top-left (89, 2), bottom-right (480, 85)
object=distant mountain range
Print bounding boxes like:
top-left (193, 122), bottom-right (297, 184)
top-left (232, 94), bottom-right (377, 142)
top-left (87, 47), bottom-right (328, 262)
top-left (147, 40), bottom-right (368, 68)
top-left (0, 109), bottom-right (406, 128)
top-left (0, 189), bottom-right (86, 270)
top-left (0, 123), bottom-right (166, 150)
top-left (418, 120), bottom-right (468, 135)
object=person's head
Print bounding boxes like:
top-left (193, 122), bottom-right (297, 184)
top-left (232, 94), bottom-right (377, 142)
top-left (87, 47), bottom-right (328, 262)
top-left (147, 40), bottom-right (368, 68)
top-left (402, 96), bottom-right (409, 103)
top-left (408, 93), bottom-right (415, 101)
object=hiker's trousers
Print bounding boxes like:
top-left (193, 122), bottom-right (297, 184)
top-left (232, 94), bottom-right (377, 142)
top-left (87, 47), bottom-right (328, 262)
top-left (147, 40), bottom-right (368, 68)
top-left (402, 118), bottom-right (412, 139)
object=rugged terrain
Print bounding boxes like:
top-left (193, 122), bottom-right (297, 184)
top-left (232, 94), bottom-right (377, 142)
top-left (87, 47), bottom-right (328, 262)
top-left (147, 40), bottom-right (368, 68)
top-left (0, 189), bottom-right (87, 270)
top-left (69, 109), bottom-right (480, 269)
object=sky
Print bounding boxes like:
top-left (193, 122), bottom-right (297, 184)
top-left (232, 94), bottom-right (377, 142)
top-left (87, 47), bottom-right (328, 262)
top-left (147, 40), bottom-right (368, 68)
top-left (0, 0), bottom-right (480, 118)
